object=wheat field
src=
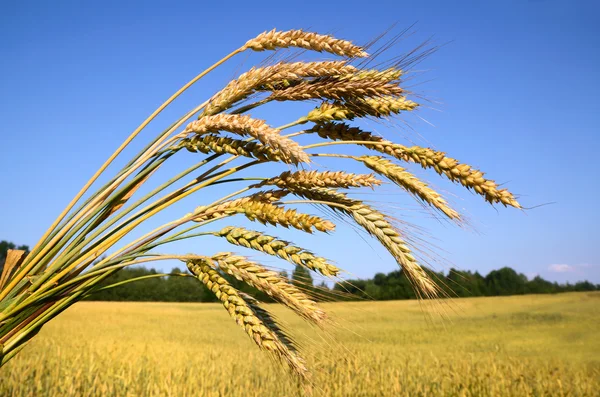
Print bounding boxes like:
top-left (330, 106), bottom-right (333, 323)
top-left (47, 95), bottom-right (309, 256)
top-left (2, 292), bottom-right (598, 396)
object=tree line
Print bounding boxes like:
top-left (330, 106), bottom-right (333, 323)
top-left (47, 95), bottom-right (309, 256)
top-left (85, 264), bottom-right (598, 302)
top-left (1, 240), bottom-right (597, 302)
top-left (333, 267), bottom-right (598, 300)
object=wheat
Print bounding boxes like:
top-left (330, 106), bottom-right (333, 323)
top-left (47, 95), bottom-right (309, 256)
top-left (308, 123), bottom-right (520, 208)
top-left (203, 61), bottom-right (357, 115)
top-left (359, 156), bottom-right (460, 220)
top-left (392, 146), bottom-right (521, 208)
top-left (205, 253), bottom-right (326, 325)
top-left (291, 186), bottom-right (360, 208)
top-left (184, 114), bottom-right (308, 164)
top-left (216, 226), bottom-right (340, 276)
top-left (289, 187), bottom-right (439, 298)
top-left (186, 260), bottom-right (308, 377)
top-left (308, 122), bottom-right (385, 142)
top-left (270, 78), bottom-right (404, 102)
top-left (178, 134), bottom-right (284, 162)
top-left (238, 292), bottom-right (298, 353)
top-left (243, 29), bottom-right (368, 58)
top-left (342, 68), bottom-right (403, 82)
top-left (1, 27), bottom-right (522, 379)
top-left (193, 194), bottom-right (335, 233)
top-left (257, 61), bottom-right (358, 90)
top-left (347, 96), bottom-right (418, 118)
top-left (255, 170), bottom-right (381, 190)
top-left (303, 96), bottom-right (417, 123)
top-left (303, 102), bottom-right (357, 123)
top-left (349, 204), bottom-right (440, 298)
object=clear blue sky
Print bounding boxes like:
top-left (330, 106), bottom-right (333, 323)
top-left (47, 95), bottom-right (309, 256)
top-left (1, 0), bottom-right (598, 284)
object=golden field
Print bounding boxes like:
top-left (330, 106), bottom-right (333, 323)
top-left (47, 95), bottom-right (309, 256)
top-left (1, 292), bottom-right (599, 396)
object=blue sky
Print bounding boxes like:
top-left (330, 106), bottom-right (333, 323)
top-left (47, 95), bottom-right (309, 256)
top-left (1, 0), bottom-right (598, 284)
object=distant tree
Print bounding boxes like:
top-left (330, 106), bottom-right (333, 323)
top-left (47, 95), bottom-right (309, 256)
top-left (573, 281), bottom-right (597, 292)
top-left (526, 276), bottom-right (557, 294)
top-left (292, 264), bottom-right (314, 291)
top-left (88, 267), bottom-right (214, 302)
top-left (485, 267), bottom-right (527, 296)
top-left (446, 269), bottom-right (488, 297)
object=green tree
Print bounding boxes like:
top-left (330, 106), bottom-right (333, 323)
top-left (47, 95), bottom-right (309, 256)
top-left (484, 267), bottom-right (527, 296)
top-left (291, 264), bottom-right (314, 291)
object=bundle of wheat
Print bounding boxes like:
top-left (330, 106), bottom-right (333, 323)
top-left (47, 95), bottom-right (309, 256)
top-left (0, 29), bottom-right (520, 380)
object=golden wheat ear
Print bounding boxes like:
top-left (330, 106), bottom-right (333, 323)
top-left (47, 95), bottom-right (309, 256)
top-left (177, 134), bottom-right (285, 162)
top-left (208, 253), bottom-right (327, 326)
top-left (193, 194), bottom-right (336, 234)
top-left (306, 122), bottom-right (521, 208)
top-left (184, 114), bottom-right (309, 164)
top-left (243, 29), bottom-right (368, 58)
top-left (254, 170), bottom-right (382, 190)
top-left (286, 187), bottom-right (442, 299)
top-left (215, 227), bottom-right (340, 277)
top-left (358, 156), bottom-right (460, 220)
top-left (202, 61), bottom-right (357, 116)
top-left (187, 260), bottom-right (308, 378)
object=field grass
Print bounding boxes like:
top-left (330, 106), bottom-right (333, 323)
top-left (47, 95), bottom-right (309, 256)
top-left (1, 292), bottom-right (599, 396)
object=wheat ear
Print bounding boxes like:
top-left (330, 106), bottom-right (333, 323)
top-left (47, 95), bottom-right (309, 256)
top-left (238, 292), bottom-right (298, 353)
top-left (187, 260), bottom-right (308, 377)
top-left (308, 123), bottom-right (520, 208)
top-left (341, 68), bottom-right (404, 81)
top-left (270, 78), bottom-right (404, 102)
top-left (216, 226), bottom-right (340, 276)
top-left (184, 114), bottom-right (308, 164)
top-left (349, 203), bottom-right (440, 298)
top-left (302, 96), bottom-right (418, 123)
top-left (193, 194), bottom-right (336, 233)
top-left (290, 187), bottom-right (440, 298)
top-left (359, 156), bottom-right (460, 220)
top-left (243, 29), bottom-right (368, 58)
top-left (206, 253), bottom-right (326, 325)
top-left (203, 61), bottom-right (356, 115)
top-left (177, 134), bottom-right (284, 162)
top-left (392, 146), bottom-right (521, 208)
top-left (254, 170), bottom-right (381, 190)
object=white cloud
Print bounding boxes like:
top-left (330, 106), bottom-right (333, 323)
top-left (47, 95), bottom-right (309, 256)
top-left (526, 272), bottom-right (539, 279)
top-left (548, 264), bottom-right (575, 273)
